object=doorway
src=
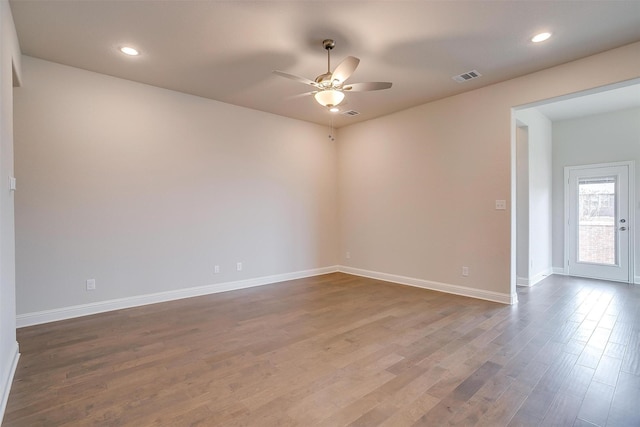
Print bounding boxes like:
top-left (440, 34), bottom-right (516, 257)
top-left (511, 79), bottom-right (640, 299)
top-left (565, 162), bottom-right (634, 282)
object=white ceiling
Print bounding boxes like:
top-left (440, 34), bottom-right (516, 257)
top-left (9, 0), bottom-right (640, 128)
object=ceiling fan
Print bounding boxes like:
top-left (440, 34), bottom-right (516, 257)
top-left (273, 39), bottom-right (392, 110)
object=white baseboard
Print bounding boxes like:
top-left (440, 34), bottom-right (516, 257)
top-left (338, 266), bottom-right (517, 305)
top-left (552, 268), bottom-right (638, 285)
top-left (16, 266), bottom-right (339, 328)
top-left (517, 268), bottom-right (554, 287)
top-left (16, 264), bottom-right (533, 327)
top-left (0, 341), bottom-right (20, 425)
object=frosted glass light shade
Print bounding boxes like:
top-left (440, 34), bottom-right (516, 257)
top-left (120, 46), bottom-right (140, 56)
top-left (314, 89), bottom-right (345, 107)
top-left (531, 32), bottom-right (551, 43)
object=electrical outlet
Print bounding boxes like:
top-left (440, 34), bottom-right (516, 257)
top-left (462, 267), bottom-right (469, 277)
top-left (86, 279), bottom-right (96, 291)
top-left (495, 200), bottom-right (506, 210)
top-left (214, 265), bottom-right (220, 274)
top-left (237, 262), bottom-right (242, 272)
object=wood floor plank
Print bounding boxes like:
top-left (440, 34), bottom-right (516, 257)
top-left (5, 273), bottom-right (640, 426)
top-left (476, 384), bottom-right (528, 427)
top-left (540, 392), bottom-right (583, 426)
top-left (577, 380), bottom-right (615, 427)
top-left (620, 328), bottom-right (640, 375)
top-left (592, 355), bottom-right (623, 387)
top-left (607, 371), bottom-right (640, 426)
top-left (558, 364), bottom-right (595, 399)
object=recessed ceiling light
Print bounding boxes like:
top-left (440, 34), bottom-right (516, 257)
top-left (119, 46), bottom-right (140, 56)
top-left (531, 32), bottom-right (552, 43)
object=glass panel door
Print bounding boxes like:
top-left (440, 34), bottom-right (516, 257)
top-left (577, 177), bottom-right (616, 265)
top-left (566, 163), bottom-right (631, 283)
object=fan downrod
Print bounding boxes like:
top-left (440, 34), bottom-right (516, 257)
top-left (317, 39), bottom-right (337, 83)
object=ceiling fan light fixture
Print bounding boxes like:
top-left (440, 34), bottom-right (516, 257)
top-left (119, 46), bottom-right (140, 56)
top-left (314, 89), bottom-right (345, 107)
top-left (273, 38), bottom-right (391, 112)
top-left (531, 32), bottom-right (552, 43)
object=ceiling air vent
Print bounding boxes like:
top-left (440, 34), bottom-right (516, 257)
top-left (342, 110), bottom-right (360, 116)
top-left (452, 70), bottom-right (482, 83)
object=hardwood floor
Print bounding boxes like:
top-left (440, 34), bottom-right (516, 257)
top-left (4, 273), bottom-right (640, 426)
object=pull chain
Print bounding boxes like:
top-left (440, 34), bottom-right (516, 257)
top-left (328, 114), bottom-right (335, 141)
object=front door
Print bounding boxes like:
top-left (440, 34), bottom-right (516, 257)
top-left (566, 162), bottom-right (632, 282)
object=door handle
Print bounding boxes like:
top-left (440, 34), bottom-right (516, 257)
top-left (619, 227), bottom-right (627, 231)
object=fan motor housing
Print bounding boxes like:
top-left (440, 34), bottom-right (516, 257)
top-left (315, 72), bottom-right (333, 85)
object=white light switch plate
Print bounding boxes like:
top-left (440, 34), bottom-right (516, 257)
top-left (9, 176), bottom-right (16, 191)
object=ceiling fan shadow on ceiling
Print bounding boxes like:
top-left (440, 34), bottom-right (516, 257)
top-left (273, 39), bottom-right (392, 111)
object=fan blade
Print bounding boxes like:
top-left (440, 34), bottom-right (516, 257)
top-left (331, 56), bottom-right (360, 84)
top-left (286, 91), bottom-right (316, 100)
top-left (343, 82), bottom-right (392, 92)
top-left (273, 70), bottom-right (318, 87)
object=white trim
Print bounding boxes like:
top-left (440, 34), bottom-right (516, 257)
top-left (338, 266), bottom-right (517, 304)
top-left (563, 164), bottom-right (570, 276)
top-left (0, 342), bottom-right (20, 425)
top-left (17, 266), bottom-right (339, 328)
top-left (510, 108), bottom-right (518, 306)
top-left (517, 268), bottom-right (554, 287)
top-left (630, 163), bottom-right (636, 284)
top-left (529, 270), bottom-right (551, 286)
top-left (553, 267), bottom-right (567, 276)
top-left (15, 265), bottom-right (522, 327)
top-left (16, 265), bottom-right (521, 328)
top-left (552, 268), bottom-right (637, 285)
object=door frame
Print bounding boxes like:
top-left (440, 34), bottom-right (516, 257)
top-left (563, 161), bottom-right (635, 282)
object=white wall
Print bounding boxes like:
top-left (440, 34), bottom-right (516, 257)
top-left (0, 0), bottom-right (20, 421)
top-left (515, 109), bottom-right (554, 285)
top-left (552, 107), bottom-right (640, 281)
top-left (14, 56), bottom-right (338, 317)
top-left (338, 94), bottom-right (514, 299)
top-left (338, 42), bottom-right (640, 301)
top-left (515, 126), bottom-right (529, 282)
